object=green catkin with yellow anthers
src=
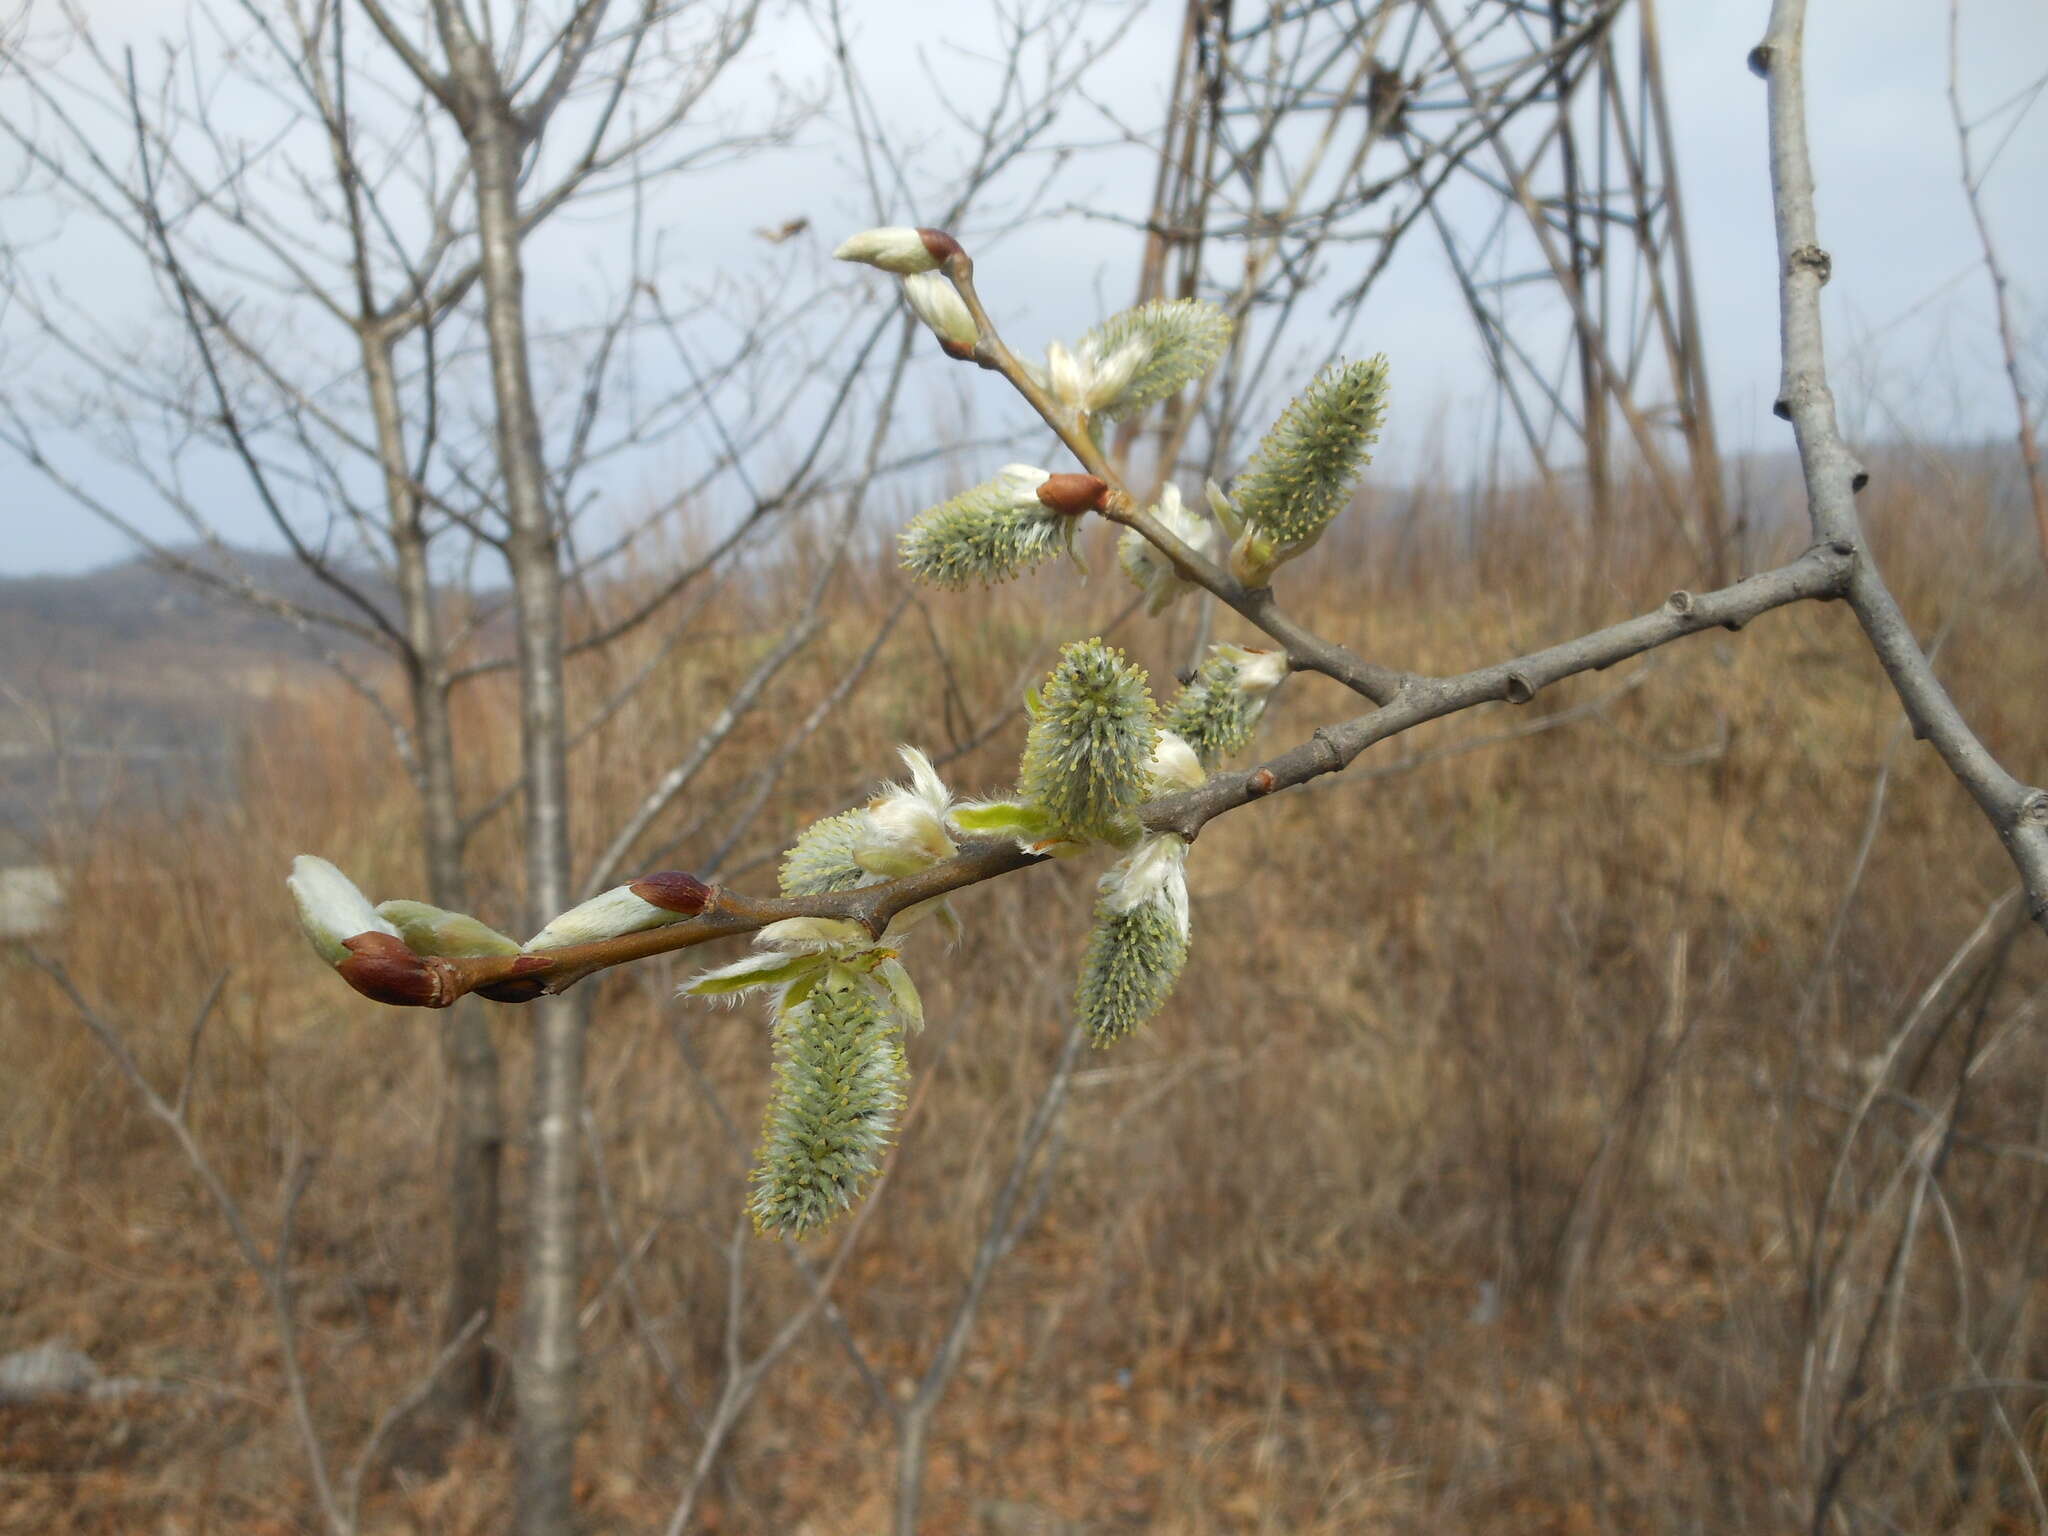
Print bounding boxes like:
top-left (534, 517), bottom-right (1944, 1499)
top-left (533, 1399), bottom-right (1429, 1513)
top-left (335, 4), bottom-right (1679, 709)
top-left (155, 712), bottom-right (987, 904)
top-left (779, 808), bottom-right (871, 896)
top-left (899, 485), bottom-right (1064, 589)
top-left (749, 970), bottom-right (907, 1238)
top-left (1079, 299), bottom-right (1233, 420)
top-left (1076, 899), bottom-right (1189, 1046)
top-left (1162, 656), bottom-right (1260, 768)
top-left (1232, 355), bottom-right (1389, 549)
top-left (1019, 638), bottom-right (1157, 842)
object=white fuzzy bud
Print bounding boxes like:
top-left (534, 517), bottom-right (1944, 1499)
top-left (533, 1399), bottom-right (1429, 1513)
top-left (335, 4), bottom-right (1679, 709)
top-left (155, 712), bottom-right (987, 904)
top-left (1214, 642), bottom-right (1287, 695)
top-left (901, 272), bottom-right (977, 351)
top-left (1101, 832), bottom-right (1191, 939)
top-left (833, 226), bottom-right (948, 274)
top-left (857, 746), bottom-right (959, 876)
top-left (1146, 731), bottom-right (1206, 793)
top-left (756, 916), bottom-right (875, 952)
top-left (526, 886), bottom-right (673, 951)
top-left (1042, 337), bottom-right (1148, 417)
top-left (287, 855), bottom-right (397, 966)
top-left (1118, 483), bottom-right (1215, 615)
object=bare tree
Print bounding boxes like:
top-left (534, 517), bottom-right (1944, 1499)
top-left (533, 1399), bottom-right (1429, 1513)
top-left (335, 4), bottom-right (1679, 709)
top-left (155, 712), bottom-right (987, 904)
top-left (5, 0), bottom-right (1146, 1525)
top-left (1947, 0), bottom-right (2048, 572)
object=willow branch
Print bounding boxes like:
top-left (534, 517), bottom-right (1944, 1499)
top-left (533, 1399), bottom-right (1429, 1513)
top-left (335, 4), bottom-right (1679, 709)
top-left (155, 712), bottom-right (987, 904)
top-left (373, 542), bottom-right (1852, 1010)
top-left (939, 251), bottom-right (1412, 707)
top-left (1753, 1), bottom-right (2048, 933)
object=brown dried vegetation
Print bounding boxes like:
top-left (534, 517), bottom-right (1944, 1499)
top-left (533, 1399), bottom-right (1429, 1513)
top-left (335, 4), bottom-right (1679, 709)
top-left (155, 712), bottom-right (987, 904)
top-left (5, 459), bottom-right (2047, 1533)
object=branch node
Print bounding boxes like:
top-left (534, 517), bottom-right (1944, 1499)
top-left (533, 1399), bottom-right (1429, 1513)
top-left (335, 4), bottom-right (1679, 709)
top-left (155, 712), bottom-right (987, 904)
top-left (1791, 244), bottom-right (1833, 285)
top-left (1310, 726), bottom-right (1345, 771)
top-left (1850, 468), bottom-right (1870, 494)
top-left (1502, 671), bottom-right (1537, 706)
top-left (1664, 589), bottom-right (1696, 618)
top-left (1247, 768), bottom-right (1278, 797)
top-left (1747, 43), bottom-right (1773, 78)
top-left (1828, 538), bottom-right (1856, 557)
top-left (2020, 791), bottom-right (2048, 830)
top-left (1721, 615), bottom-right (1747, 633)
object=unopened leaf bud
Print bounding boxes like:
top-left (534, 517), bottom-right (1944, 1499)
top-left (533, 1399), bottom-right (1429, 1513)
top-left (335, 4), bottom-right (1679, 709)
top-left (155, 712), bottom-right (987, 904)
top-left (855, 747), bottom-right (958, 877)
top-left (376, 899), bottom-right (522, 958)
top-left (629, 870), bottom-right (714, 916)
top-left (901, 271), bottom-right (978, 352)
top-left (756, 916), bottom-right (873, 951)
top-left (1146, 731), bottom-right (1206, 793)
top-left (526, 883), bottom-right (698, 951)
top-left (1035, 473), bottom-right (1109, 517)
top-left (287, 854), bottom-right (398, 966)
top-left (335, 931), bottom-right (447, 1008)
top-left (1216, 643), bottom-right (1288, 696)
top-left (833, 225), bottom-right (960, 274)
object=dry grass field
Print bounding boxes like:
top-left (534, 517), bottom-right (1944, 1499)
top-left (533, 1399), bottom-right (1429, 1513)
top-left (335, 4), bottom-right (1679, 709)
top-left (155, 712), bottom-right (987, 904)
top-left (5, 456), bottom-right (2046, 1533)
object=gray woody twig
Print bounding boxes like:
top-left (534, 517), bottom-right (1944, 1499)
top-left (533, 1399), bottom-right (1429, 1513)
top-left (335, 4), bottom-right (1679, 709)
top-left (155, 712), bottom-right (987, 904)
top-left (1754, 0), bottom-right (2048, 932)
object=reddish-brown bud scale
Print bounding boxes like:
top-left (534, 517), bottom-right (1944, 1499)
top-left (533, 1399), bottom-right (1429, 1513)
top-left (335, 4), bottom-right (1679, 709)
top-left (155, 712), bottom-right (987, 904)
top-left (1248, 768), bottom-right (1278, 796)
top-left (468, 958), bottom-right (552, 1003)
top-left (630, 870), bottom-right (714, 915)
top-left (917, 227), bottom-right (963, 265)
top-left (476, 976), bottom-right (549, 1004)
top-left (1036, 474), bottom-right (1110, 517)
top-left (336, 932), bottom-right (448, 1008)
top-left (938, 338), bottom-right (975, 361)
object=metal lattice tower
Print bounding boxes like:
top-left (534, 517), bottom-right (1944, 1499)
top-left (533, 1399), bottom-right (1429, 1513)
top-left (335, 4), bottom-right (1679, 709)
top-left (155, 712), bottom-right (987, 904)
top-left (1131, 0), bottom-right (1729, 581)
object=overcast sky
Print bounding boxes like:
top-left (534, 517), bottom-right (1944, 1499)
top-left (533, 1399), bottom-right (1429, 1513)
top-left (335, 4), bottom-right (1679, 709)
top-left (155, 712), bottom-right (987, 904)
top-left (3, 0), bottom-right (2044, 576)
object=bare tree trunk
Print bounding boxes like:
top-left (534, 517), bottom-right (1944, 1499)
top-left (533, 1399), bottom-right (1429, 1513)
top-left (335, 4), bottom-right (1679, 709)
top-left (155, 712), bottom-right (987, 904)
top-left (367, 333), bottom-right (505, 1439)
top-left (462, 97), bottom-right (584, 1535)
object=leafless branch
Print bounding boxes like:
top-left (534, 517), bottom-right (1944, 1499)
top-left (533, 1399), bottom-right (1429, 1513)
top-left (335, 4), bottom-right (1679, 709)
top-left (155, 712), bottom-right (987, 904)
top-left (1946, 0), bottom-right (2048, 570)
top-left (1753, 0), bottom-right (2048, 932)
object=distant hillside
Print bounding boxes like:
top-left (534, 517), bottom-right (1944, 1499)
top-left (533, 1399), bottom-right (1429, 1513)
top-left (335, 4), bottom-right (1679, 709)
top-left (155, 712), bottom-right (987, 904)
top-left (0, 441), bottom-right (2032, 863)
top-left (0, 547), bottom-right (405, 864)
top-left (0, 546), bottom-right (395, 654)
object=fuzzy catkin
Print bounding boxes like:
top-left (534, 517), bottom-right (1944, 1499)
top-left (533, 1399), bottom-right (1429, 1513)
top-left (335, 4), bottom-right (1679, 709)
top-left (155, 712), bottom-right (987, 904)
top-left (1076, 900), bottom-right (1189, 1046)
top-left (1232, 356), bottom-right (1389, 549)
top-left (899, 484), bottom-right (1063, 588)
top-left (780, 808), bottom-right (872, 896)
top-left (1078, 299), bottom-right (1232, 420)
top-left (750, 971), bottom-right (906, 1238)
top-left (1163, 657), bottom-right (1261, 768)
top-left (1019, 639), bottom-right (1157, 842)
